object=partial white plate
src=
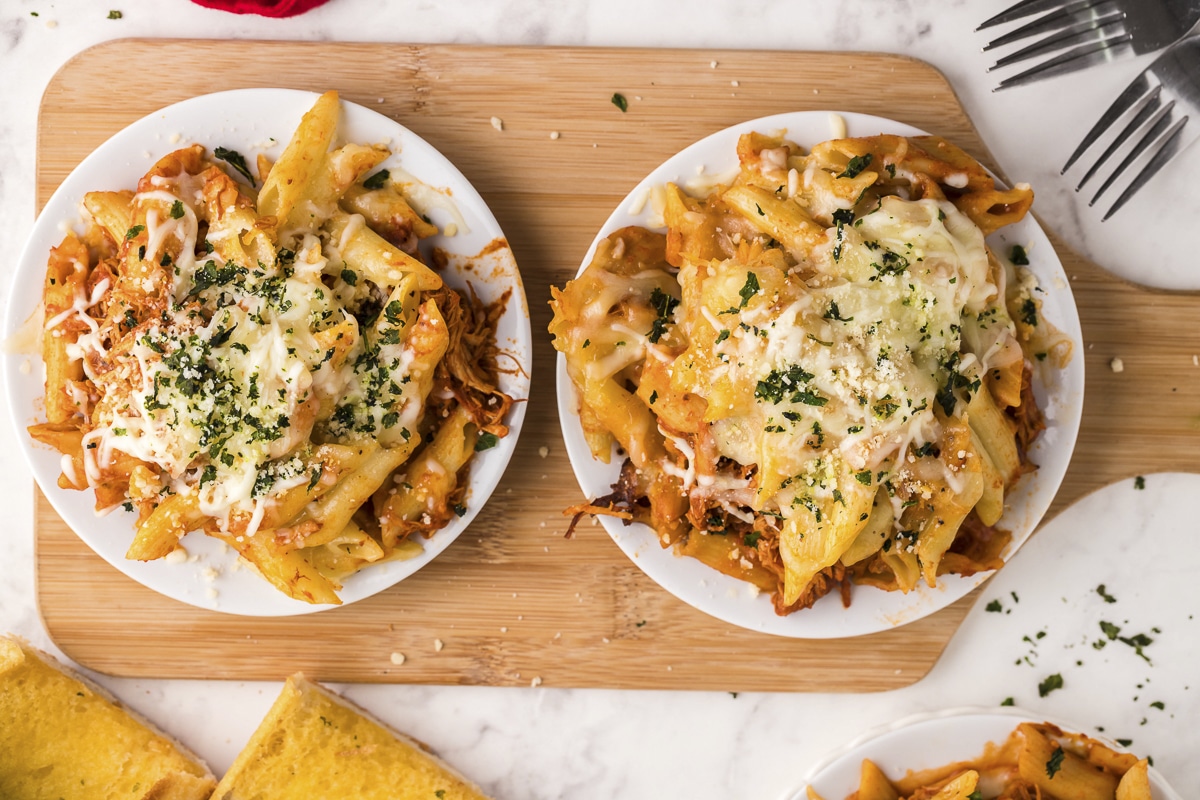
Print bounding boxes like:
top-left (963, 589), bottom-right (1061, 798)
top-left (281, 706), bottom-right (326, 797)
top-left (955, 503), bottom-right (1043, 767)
top-left (785, 707), bottom-right (1182, 800)
top-left (4, 88), bottom-right (531, 616)
top-left (556, 111), bottom-right (1084, 638)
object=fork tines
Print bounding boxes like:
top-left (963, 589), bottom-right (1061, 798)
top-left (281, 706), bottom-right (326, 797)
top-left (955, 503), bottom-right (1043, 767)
top-left (978, 0), bottom-right (1089, 30)
top-left (981, 0), bottom-right (1136, 90)
top-left (1063, 74), bottom-right (1192, 220)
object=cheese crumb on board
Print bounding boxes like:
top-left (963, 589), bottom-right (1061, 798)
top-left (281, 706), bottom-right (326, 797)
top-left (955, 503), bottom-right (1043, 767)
top-left (1110, 357), bottom-right (1125, 373)
top-left (490, 116), bottom-right (504, 131)
top-left (390, 652), bottom-right (406, 665)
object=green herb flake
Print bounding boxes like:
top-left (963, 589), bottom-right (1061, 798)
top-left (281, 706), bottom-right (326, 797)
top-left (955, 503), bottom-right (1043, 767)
top-left (1020, 297), bottom-right (1038, 327)
top-left (474, 432), bottom-right (500, 451)
top-left (1038, 673), bottom-right (1064, 698)
top-left (124, 225), bottom-right (145, 240)
top-left (1010, 244), bottom-right (1030, 265)
top-left (362, 169), bottom-right (389, 190)
top-left (107, 10), bottom-right (123, 19)
top-left (648, 287), bottom-right (680, 343)
top-left (213, 146), bottom-right (256, 186)
top-left (1100, 620), bottom-right (1121, 640)
top-left (715, 329), bottom-right (730, 344)
top-left (1045, 746), bottom-right (1065, 778)
top-left (611, 93), bottom-right (628, 112)
top-left (648, 390), bottom-right (658, 405)
top-left (743, 531), bottom-right (762, 547)
top-left (169, 200), bottom-right (185, 219)
top-left (1134, 475), bottom-right (1146, 490)
top-left (738, 272), bottom-right (760, 308)
top-left (854, 470), bottom-right (872, 485)
top-left (341, 268), bottom-right (359, 286)
top-left (1000, 697), bottom-right (1014, 706)
top-left (453, 503), bottom-right (467, 517)
top-left (1150, 700), bottom-right (1165, 710)
top-left (1096, 584), bottom-right (1117, 604)
top-left (986, 599), bottom-right (1003, 613)
top-left (838, 153), bottom-right (873, 179)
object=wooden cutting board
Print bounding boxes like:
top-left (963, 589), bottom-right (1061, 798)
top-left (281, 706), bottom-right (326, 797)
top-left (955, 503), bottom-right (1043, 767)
top-left (32, 40), bottom-right (1200, 690)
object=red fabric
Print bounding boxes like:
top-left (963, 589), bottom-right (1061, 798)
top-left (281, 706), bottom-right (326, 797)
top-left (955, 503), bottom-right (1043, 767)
top-left (189, 0), bottom-right (332, 17)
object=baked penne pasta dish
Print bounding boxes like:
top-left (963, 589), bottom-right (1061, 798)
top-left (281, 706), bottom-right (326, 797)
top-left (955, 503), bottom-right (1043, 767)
top-left (29, 91), bottom-right (513, 604)
top-left (551, 132), bottom-right (1066, 615)
top-left (809, 721), bottom-right (1156, 800)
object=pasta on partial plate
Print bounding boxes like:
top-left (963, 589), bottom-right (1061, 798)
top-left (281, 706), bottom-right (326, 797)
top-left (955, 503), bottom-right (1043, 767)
top-left (30, 91), bottom-right (514, 604)
top-left (550, 132), bottom-right (1069, 615)
top-left (809, 721), bottom-right (1155, 800)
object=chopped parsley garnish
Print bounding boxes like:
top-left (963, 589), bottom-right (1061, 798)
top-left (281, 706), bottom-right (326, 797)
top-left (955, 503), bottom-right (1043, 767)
top-left (170, 200), bottom-right (185, 219)
top-left (362, 169), bottom-right (389, 190)
top-left (1096, 584), bottom-right (1117, 603)
top-left (213, 146), bottom-right (256, 185)
top-left (474, 432), bottom-right (500, 451)
top-left (838, 153), bottom-right (873, 179)
top-left (610, 92), bottom-right (628, 112)
top-left (754, 364), bottom-right (814, 404)
top-left (1045, 746), bottom-right (1065, 778)
top-left (124, 224), bottom-right (145, 240)
top-left (823, 301), bottom-right (852, 322)
top-left (743, 532), bottom-right (761, 547)
top-left (715, 329), bottom-right (730, 344)
top-left (647, 287), bottom-right (680, 343)
top-left (1133, 475), bottom-right (1145, 490)
top-left (341, 268), bottom-right (359, 286)
top-left (913, 441), bottom-right (940, 458)
top-left (1038, 673), bottom-right (1064, 697)
top-left (189, 259), bottom-right (245, 297)
top-left (738, 272), bottom-right (760, 308)
top-left (582, 339), bottom-right (590, 348)
top-left (854, 470), bottom-right (872, 485)
top-left (872, 248), bottom-right (909, 276)
top-left (1000, 697), bottom-right (1014, 706)
top-left (453, 503), bottom-right (467, 517)
top-left (831, 208), bottom-right (855, 226)
top-left (1010, 244), bottom-right (1030, 265)
top-left (107, 10), bottom-right (123, 19)
top-left (199, 465), bottom-right (217, 487)
top-left (648, 390), bottom-right (658, 405)
top-left (1020, 298), bottom-right (1038, 326)
top-left (985, 599), bottom-right (1003, 613)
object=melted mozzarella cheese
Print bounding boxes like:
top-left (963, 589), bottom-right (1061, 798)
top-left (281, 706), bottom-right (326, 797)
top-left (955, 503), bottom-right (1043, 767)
top-left (684, 194), bottom-right (1010, 517)
top-left (62, 177), bottom-right (427, 528)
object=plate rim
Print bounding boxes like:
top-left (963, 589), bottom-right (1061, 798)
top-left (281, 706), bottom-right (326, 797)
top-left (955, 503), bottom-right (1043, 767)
top-left (4, 87), bottom-right (532, 617)
top-left (554, 109), bottom-right (1085, 638)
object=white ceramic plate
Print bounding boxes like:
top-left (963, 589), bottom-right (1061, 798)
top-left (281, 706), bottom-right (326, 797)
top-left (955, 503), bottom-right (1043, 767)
top-left (556, 111), bottom-right (1084, 638)
top-left (785, 707), bottom-right (1182, 800)
top-left (4, 89), bottom-right (531, 616)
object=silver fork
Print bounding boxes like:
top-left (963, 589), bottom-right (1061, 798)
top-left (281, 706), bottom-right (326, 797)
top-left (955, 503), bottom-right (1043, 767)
top-left (1062, 31), bottom-right (1200, 219)
top-left (979, 0), bottom-right (1200, 90)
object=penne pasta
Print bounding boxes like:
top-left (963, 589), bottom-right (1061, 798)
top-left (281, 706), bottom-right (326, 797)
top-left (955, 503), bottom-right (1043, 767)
top-left (551, 131), bottom-right (1052, 614)
top-left (28, 92), bottom-right (514, 604)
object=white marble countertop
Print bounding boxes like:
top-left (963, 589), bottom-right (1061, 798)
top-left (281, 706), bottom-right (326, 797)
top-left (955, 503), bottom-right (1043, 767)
top-left (1, 1), bottom-right (1197, 797)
